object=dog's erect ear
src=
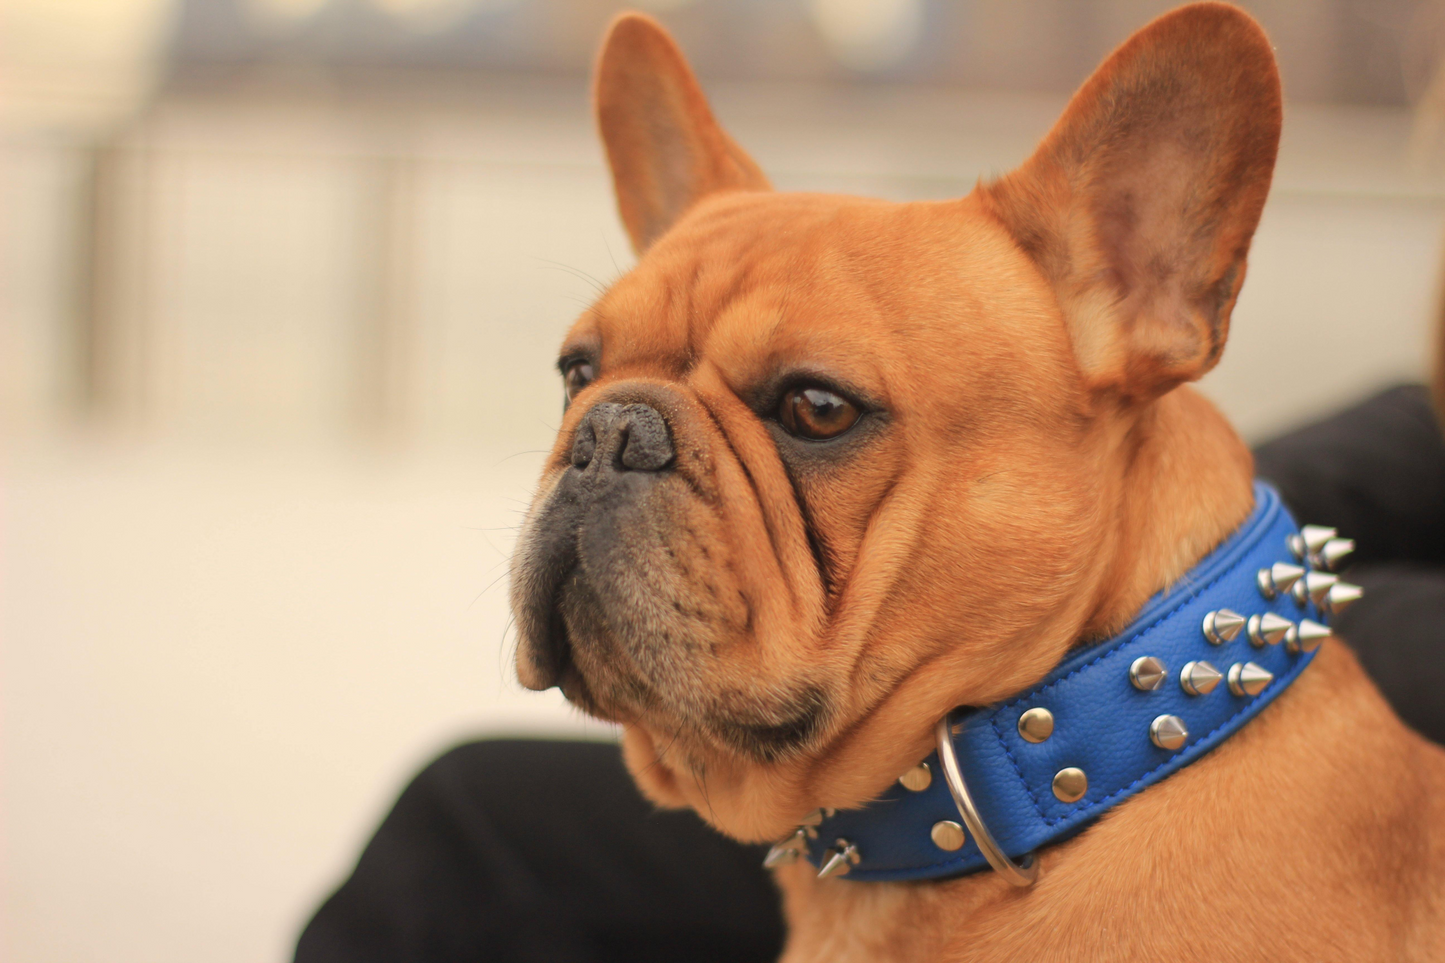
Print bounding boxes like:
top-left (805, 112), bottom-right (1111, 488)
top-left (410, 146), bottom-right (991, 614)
top-left (595, 13), bottom-right (770, 254)
top-left (981, 2), bottom-right (1281, 402)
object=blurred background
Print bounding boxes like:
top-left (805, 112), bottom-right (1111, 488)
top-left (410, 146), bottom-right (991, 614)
top-left (2, 0), bottom-right (1443, 960)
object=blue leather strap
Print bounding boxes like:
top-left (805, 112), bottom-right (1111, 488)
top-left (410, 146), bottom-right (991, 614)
top-left (805, 482), bottom-right (1322, 882)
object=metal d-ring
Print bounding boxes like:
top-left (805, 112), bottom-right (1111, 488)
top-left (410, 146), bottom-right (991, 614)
top-left (934, 712), bottom-right (1040, 887)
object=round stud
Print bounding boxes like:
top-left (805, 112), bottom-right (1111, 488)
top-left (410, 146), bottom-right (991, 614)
top-left (1129, 656), bottom-right (1167, 691)
top-left (1179, 660), bottom-right (1222, 696)
top-left (899, 763), bottom-right (932, 792)
top-left (1149, 714), bottom-right (1189, 751)
top-left (1202, 609), bottom-right (1245, 645)
top-left (1227, 661), bottom-right (1274, 697)
top-left (930, 820), bottom-right (967, 852)
top-left (1052, 767), bottom-right (1088, 803)
top-left (1017, 707), bottom-right (1055, 743)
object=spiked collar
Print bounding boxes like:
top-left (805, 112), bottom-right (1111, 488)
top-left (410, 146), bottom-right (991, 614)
top-left (766, 482), bottom-right (1361, 884)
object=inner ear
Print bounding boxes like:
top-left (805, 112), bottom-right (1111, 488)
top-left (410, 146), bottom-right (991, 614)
top-left (594, 13), bottom-right (770, 254)
top-left (980, 2), bottom-right (1281, 401)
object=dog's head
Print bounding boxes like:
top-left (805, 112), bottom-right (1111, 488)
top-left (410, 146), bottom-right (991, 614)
top-left (511, 2), bottom-right (1279, 841)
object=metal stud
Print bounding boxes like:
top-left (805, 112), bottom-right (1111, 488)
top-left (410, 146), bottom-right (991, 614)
top-left (899, 763), bottom-right (932, 792)
top-left (1313, 537), bottom-right (1355, 571)
top-left (798, 808), bottom-right (836, 827)
top-left (763, 829), bottom-right (809, 868)
top-left (1301, 525), bottom-right (1338, 554)
top-left (1179, 660), bottom-right (1223, 696)
top-left (1286, 533), bottom-right (1306, 561)
top-left (1202, 609), bottom-right (1246, 645)
top-left (1129, 656), bottom-right (1168, 691)
top-left (1256, 562), bottom-right (1306, 600)
top-left (1149, 714), bottom-right (1189, 751)
top-left (930, 820), bottom-right (967, 852)
top-left (1228, 661), bottom-right (1274, 697)
top-left (1285, 618), bottom-right (1331, 654)
top-left (1291, 571), bottom-right (1338, 607)
top-left (1017, 707), bottom-right (1054, 743)
top-left (1052, 767), bottom-right (1088, 802)
top-left (1322, 582), bottom-right (1363, 616)
top-left (816, 839), bottom-right (860, 879)
top-left (1247, 612), bottom-right (1293, 647)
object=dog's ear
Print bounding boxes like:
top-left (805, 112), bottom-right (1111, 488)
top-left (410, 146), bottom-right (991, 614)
top-left (981, 2), bottom-right (1281, 402)
top-left (595, 13), bottom-right (770, 254)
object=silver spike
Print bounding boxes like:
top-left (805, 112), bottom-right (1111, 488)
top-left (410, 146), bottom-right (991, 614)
top-left (763, 829), bottom-right (809, 868)
top-left (1179, 660), bottom-right (1223, 696)
top-left (1300, 525), bottom-right (1338, 554)
top-left (816, 839), bottom-right (860, 879)
top-left (1290, 571), bottom-right (1338, 608)
top-left (1247, 612), bottom-right (1293, 647)
top-left (1313, 537), bottom-right (1355, 571)
top-left (1202, 609), bottom-right (1246, 645)
top-left (1286, 532), bottom-right (1307, 561)
top-left (1323, 582), bottom-right (1364, 616)
top-left (1228, 661), bottom-right (1274, 697)
top-left (1149, 714), bottom-right (1189, 751)
top-left (1285, 618), bottom-right (1331, 655)
top-left (798, 808), bottom-right (836, 827)
top-left (1129, 656), bottom-right (1168, 691)
top-left (1257, 562), bottom-right (1306, 600)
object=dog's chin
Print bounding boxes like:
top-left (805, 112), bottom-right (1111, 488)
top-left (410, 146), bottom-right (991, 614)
top-left (557, 667), bottom-right (623, 723)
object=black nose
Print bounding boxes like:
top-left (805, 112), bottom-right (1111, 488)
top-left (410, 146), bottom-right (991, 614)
top-left (571, 402), bottom-right (674, 472)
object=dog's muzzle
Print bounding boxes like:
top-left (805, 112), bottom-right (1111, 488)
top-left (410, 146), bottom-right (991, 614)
top-left (515, 400), bottom-right (675, 691)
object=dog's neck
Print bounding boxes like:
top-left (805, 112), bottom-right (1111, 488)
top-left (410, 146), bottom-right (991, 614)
top-left (1082, 386), bottom-right (1255, 643)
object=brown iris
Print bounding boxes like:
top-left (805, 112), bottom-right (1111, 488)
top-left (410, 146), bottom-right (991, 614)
top-left (778, 386), bottom-right (861, 440)
top-left (563, 360), bottom-right (595, 403)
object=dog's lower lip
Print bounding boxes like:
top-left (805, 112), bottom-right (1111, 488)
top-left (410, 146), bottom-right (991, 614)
top-left (559, 665), bottom-right (622, 723)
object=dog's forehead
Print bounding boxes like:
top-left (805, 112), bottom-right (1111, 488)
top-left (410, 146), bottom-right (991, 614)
top-left (582, 193), bottom-right (951, 374)
top-left (567, 189), bottom-right (1071, 406)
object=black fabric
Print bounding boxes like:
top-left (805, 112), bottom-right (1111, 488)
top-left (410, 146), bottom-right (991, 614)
top-left (298, 384), bottom-right (1445, 963)
top-left (1255, 384), bottom-right (1445, 743)
top-left (294, 739), bottom-right (785, 963)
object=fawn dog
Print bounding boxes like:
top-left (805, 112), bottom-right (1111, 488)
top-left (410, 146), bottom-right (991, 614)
top-left (512, 4), bottom-right (1445, 958)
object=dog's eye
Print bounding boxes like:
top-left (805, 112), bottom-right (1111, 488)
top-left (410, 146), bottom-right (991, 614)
top-left (563, 360), bottom-right (596, 404)
top-left (778, 386), bottom-right (860, 440)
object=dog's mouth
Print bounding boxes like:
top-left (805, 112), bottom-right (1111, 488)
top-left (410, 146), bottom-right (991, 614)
top-left (542, 578), bottom-right (625, 724)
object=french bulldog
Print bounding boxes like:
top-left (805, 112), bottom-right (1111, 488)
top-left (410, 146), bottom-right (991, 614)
top-left (512, 3), bottom-right (1445, 959)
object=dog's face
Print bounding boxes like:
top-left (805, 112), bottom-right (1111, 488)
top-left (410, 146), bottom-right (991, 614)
top-left (512, 3), bottom-right (1279, 841)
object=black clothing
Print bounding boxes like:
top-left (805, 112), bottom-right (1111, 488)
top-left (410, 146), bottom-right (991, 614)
top-left (294, 740), bottom-right (784, 963)
top-left (1254, 385), bottom-right (1445, 742)
top-left (298, 385), bottom-right (1445, 963)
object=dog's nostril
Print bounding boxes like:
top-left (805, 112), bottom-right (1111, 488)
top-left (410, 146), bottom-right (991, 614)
top-left (572, 419), bottom-right (598, 468)
top-left (617, 403), bottom-right (673, 471)
top-left (572, 401), bottom-right (674, 473)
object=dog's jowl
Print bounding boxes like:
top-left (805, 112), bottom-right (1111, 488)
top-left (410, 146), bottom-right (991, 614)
top-left (511, 3), bottom-right (1445, 960)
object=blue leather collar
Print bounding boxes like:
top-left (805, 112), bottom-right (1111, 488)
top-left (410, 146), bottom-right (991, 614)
top-left (799, 482), bottom-right (1336, 882)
